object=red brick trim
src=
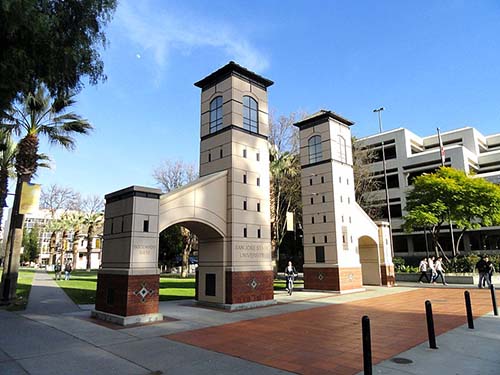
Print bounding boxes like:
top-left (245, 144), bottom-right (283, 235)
top-left (380, 264), bottom-right (395, 286)
top-left (225, 271), bottom-right (274, 304)
top-left (304, 267), bottom-right (362, 291)
top-left (95, 273), bottom-right (159, 317)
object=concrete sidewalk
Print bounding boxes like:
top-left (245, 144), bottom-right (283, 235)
top-left (1, 273), bottom-right (498, 375)
top-left (25, 270), bottom-right (80, 315)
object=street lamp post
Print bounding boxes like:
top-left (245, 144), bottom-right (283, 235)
top-left (373, 107), bottom-right (394, 257)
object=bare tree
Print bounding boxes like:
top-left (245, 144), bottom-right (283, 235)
top-left (153, 160), bottom-right (197, 193)
top-left (82, 194), bottom-right (104, 214)
top-left (40, 184), bottom-right (80, 218)
top-left (152, 159), bottom-right (198, 277)
top-left (268, 110), bottom-right (306, 154)
top-left (352, 137), bottom-right (383, 219)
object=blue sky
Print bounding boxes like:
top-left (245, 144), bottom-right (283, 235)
top-left (33, 0), bottom-right (500, 199)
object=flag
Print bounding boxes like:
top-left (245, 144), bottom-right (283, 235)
top-left (437, 128), bottom-right (445, 167)
top-left (19, 182), bottom-right (41, 214)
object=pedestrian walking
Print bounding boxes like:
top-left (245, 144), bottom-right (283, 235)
top-left (64, 263), bottom-right (72, 281)
top-left (54, 263), bottom-right (61, 280)
top-left (476, 256), bottom-right (491, 288)
top-left (417, 258), bottom-right (430, 283)
top-left (434, 257), bottom-right (448, 285)
top-left (284, 261), bottom-right (297, 295)
top-left (428, 256), bottom-right (437, 284)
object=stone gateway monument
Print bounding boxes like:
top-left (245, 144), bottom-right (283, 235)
top-left (93, 62), bottom-right (394, 325)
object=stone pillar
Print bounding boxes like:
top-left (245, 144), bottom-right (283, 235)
top-left (377, 221), bottom-right (395, 286)
top-left (92, 186), bottom-right (163, 326)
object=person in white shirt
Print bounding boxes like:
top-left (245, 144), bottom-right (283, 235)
top-left (418, 258), bottom-right (430, 283)
top-left (434, 257), bottom-right (448, 285)
top-left (428, 256), bottom-right (437, 284)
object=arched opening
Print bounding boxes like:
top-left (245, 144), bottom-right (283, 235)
top-left (159, 220), bottom-right (225, 305)
top-left (358, 235), bottom-right (381, 285)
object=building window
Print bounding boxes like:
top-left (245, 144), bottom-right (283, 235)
top-left (322, 195), bottom-right (326, 203)
top-left (310, 197), bottom-right (314, 204)
top-left (209, 96), bottom-right (223, 133)
top-left (243, 149), bottom-right (247, 158)
top-left (257, 202), bottom-right (261, 212)
top-left (310, 178), bottom-right (313, 186)
top-left (256, 152), bottom-right (260, 161)
top-left (340, 196), bottom-right (343, 203)
top-left (243, 227), bottom-right (247, 238)
top-left (342, 226), bottom-right (349, 250)
top-left (315, 246), bottom-right (325, 263)
top-left (321, 176), bottom-right (325, 183)
top-left (348, 197), bottom-right (351, 204)
top-left (243, 96), bottom-right (258, 133)
top-left (257, 229), bottom-right (261, 238)
top-left (143, 220), bottom-right (149, 232)
top-left (339, 176), bottom-right (342, 183)
top-left (338, 135), bottom-right (347, 163)
top-left (243, 174), bottom-right (247, 184)
top-left (324, 235), bottom-right (328, 243)
top-left (208, 153), bottom-right (211, 162)
top-left (243, 201), bottom-right (247, 210)
top-left (220, 149), bottom-right (223, 158)
top-left (347, 178), bottom-right (349, 185)
top-left (312, 216), bottom-right (315, 224)
top-left (312, 236), bottom-right (316, 244)
top-left (308, 135), bottom-right (322, 164)
top-left (323, 215), bottom-right (326, 223)
top-left (257, 177), bottom-right (260, 186)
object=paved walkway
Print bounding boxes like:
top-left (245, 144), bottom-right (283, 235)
top-left (0, 272), bottom-right (498, 375)
top-left (25, 270), bottom-right (79, 315)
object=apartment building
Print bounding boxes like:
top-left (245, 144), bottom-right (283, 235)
top-left (356, 127), bottom-right (500, 257)
top-left (3, 208), bottom-right (103, 269)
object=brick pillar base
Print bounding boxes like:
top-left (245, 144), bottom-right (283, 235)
top-left (380, 264), bottom-right (395, 286)
top-left (304, 267), bottom-right (363, 292)
top-left (95, 273), bottom-right (160, 317)
top-left (225, 271), bottom-right (274, 304)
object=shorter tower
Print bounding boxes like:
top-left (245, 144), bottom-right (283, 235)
top-left (295, 110), bottom-right (363, 292)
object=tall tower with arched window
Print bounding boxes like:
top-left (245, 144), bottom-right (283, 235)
top-left (194, 62), bottom-right (274, 306)
top-left (295, 110), bottom-right (364, 292)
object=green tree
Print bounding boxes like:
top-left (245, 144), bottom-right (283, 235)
top-left (22, 225), bottom-right (40, 264)
top-left (0, 0), bottom-right (117, 117)
top-left (1, 86), bottom-right (91, 301)
top-left (159, 225), bottom-right (184, 271)
top-left (404, 167), bottom-right (500, 258)
top-left (0, 131), bottom-right (17, 232)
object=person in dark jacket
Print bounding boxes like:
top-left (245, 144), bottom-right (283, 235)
top-left (284, 261), bottom-right (297, 295)
top-left (476, 256), bottom-right (491, 289)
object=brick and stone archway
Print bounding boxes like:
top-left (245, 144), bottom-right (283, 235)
top-left (93, 62), bottom-right (276, 325)
top-left (295, 110), bottom-right (394, 292)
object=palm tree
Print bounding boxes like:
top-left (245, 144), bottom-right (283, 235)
top-left (82, 212), bottom-right (103, 271)
top-left (66, 213), bottom-right (84, 269)
top-left (269, 147), bottom-right (301, 268)
top-left (0, 131), bottom-right (16, 232)
top-left (0, 86), bottom-right (92, 301)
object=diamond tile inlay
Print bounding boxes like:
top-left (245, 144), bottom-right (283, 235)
top-left (133, 282), bottom-right (155, 303)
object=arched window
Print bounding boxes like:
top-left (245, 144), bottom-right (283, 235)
top-left (210, 96), bottom-right (223, 133)
top-left (308, 135), bottom-right (322, 163)
top-left (338, 135), bottom-right (347, 163)
top-left (243, 96), bottom-right (258, 133)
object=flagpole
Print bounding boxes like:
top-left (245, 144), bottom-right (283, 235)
top-left (437, 127), bottom-right (456, 257)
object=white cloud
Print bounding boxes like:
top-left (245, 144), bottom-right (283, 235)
top-left (115, 1), bottom-right (270, 78)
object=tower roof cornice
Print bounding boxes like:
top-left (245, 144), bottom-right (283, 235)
top-left (294, 109), bottom-right (354, 129)
top-left (194, 61), bottom-right (274, 90)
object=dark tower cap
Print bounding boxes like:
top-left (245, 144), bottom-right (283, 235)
top-left (194, 61), bottom-right (274, 90)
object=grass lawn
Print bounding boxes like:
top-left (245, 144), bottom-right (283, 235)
top-left (55, 271), bottom-right (196, 305)
top-left (273, 279), bottom-right (304, 291)
top-left (55, 271), bottom-right (297, 305)
top-left (0, 267), bottom-right (36, 311)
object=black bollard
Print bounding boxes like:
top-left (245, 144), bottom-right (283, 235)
top-left (490, 284), bottom-right (498, 316)
top-left (464, 291), bottom-right (474, 329)
top-left (425, 300), bottom-right (438, 349)
top-left (362, 315), bottom-right (372, 375)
